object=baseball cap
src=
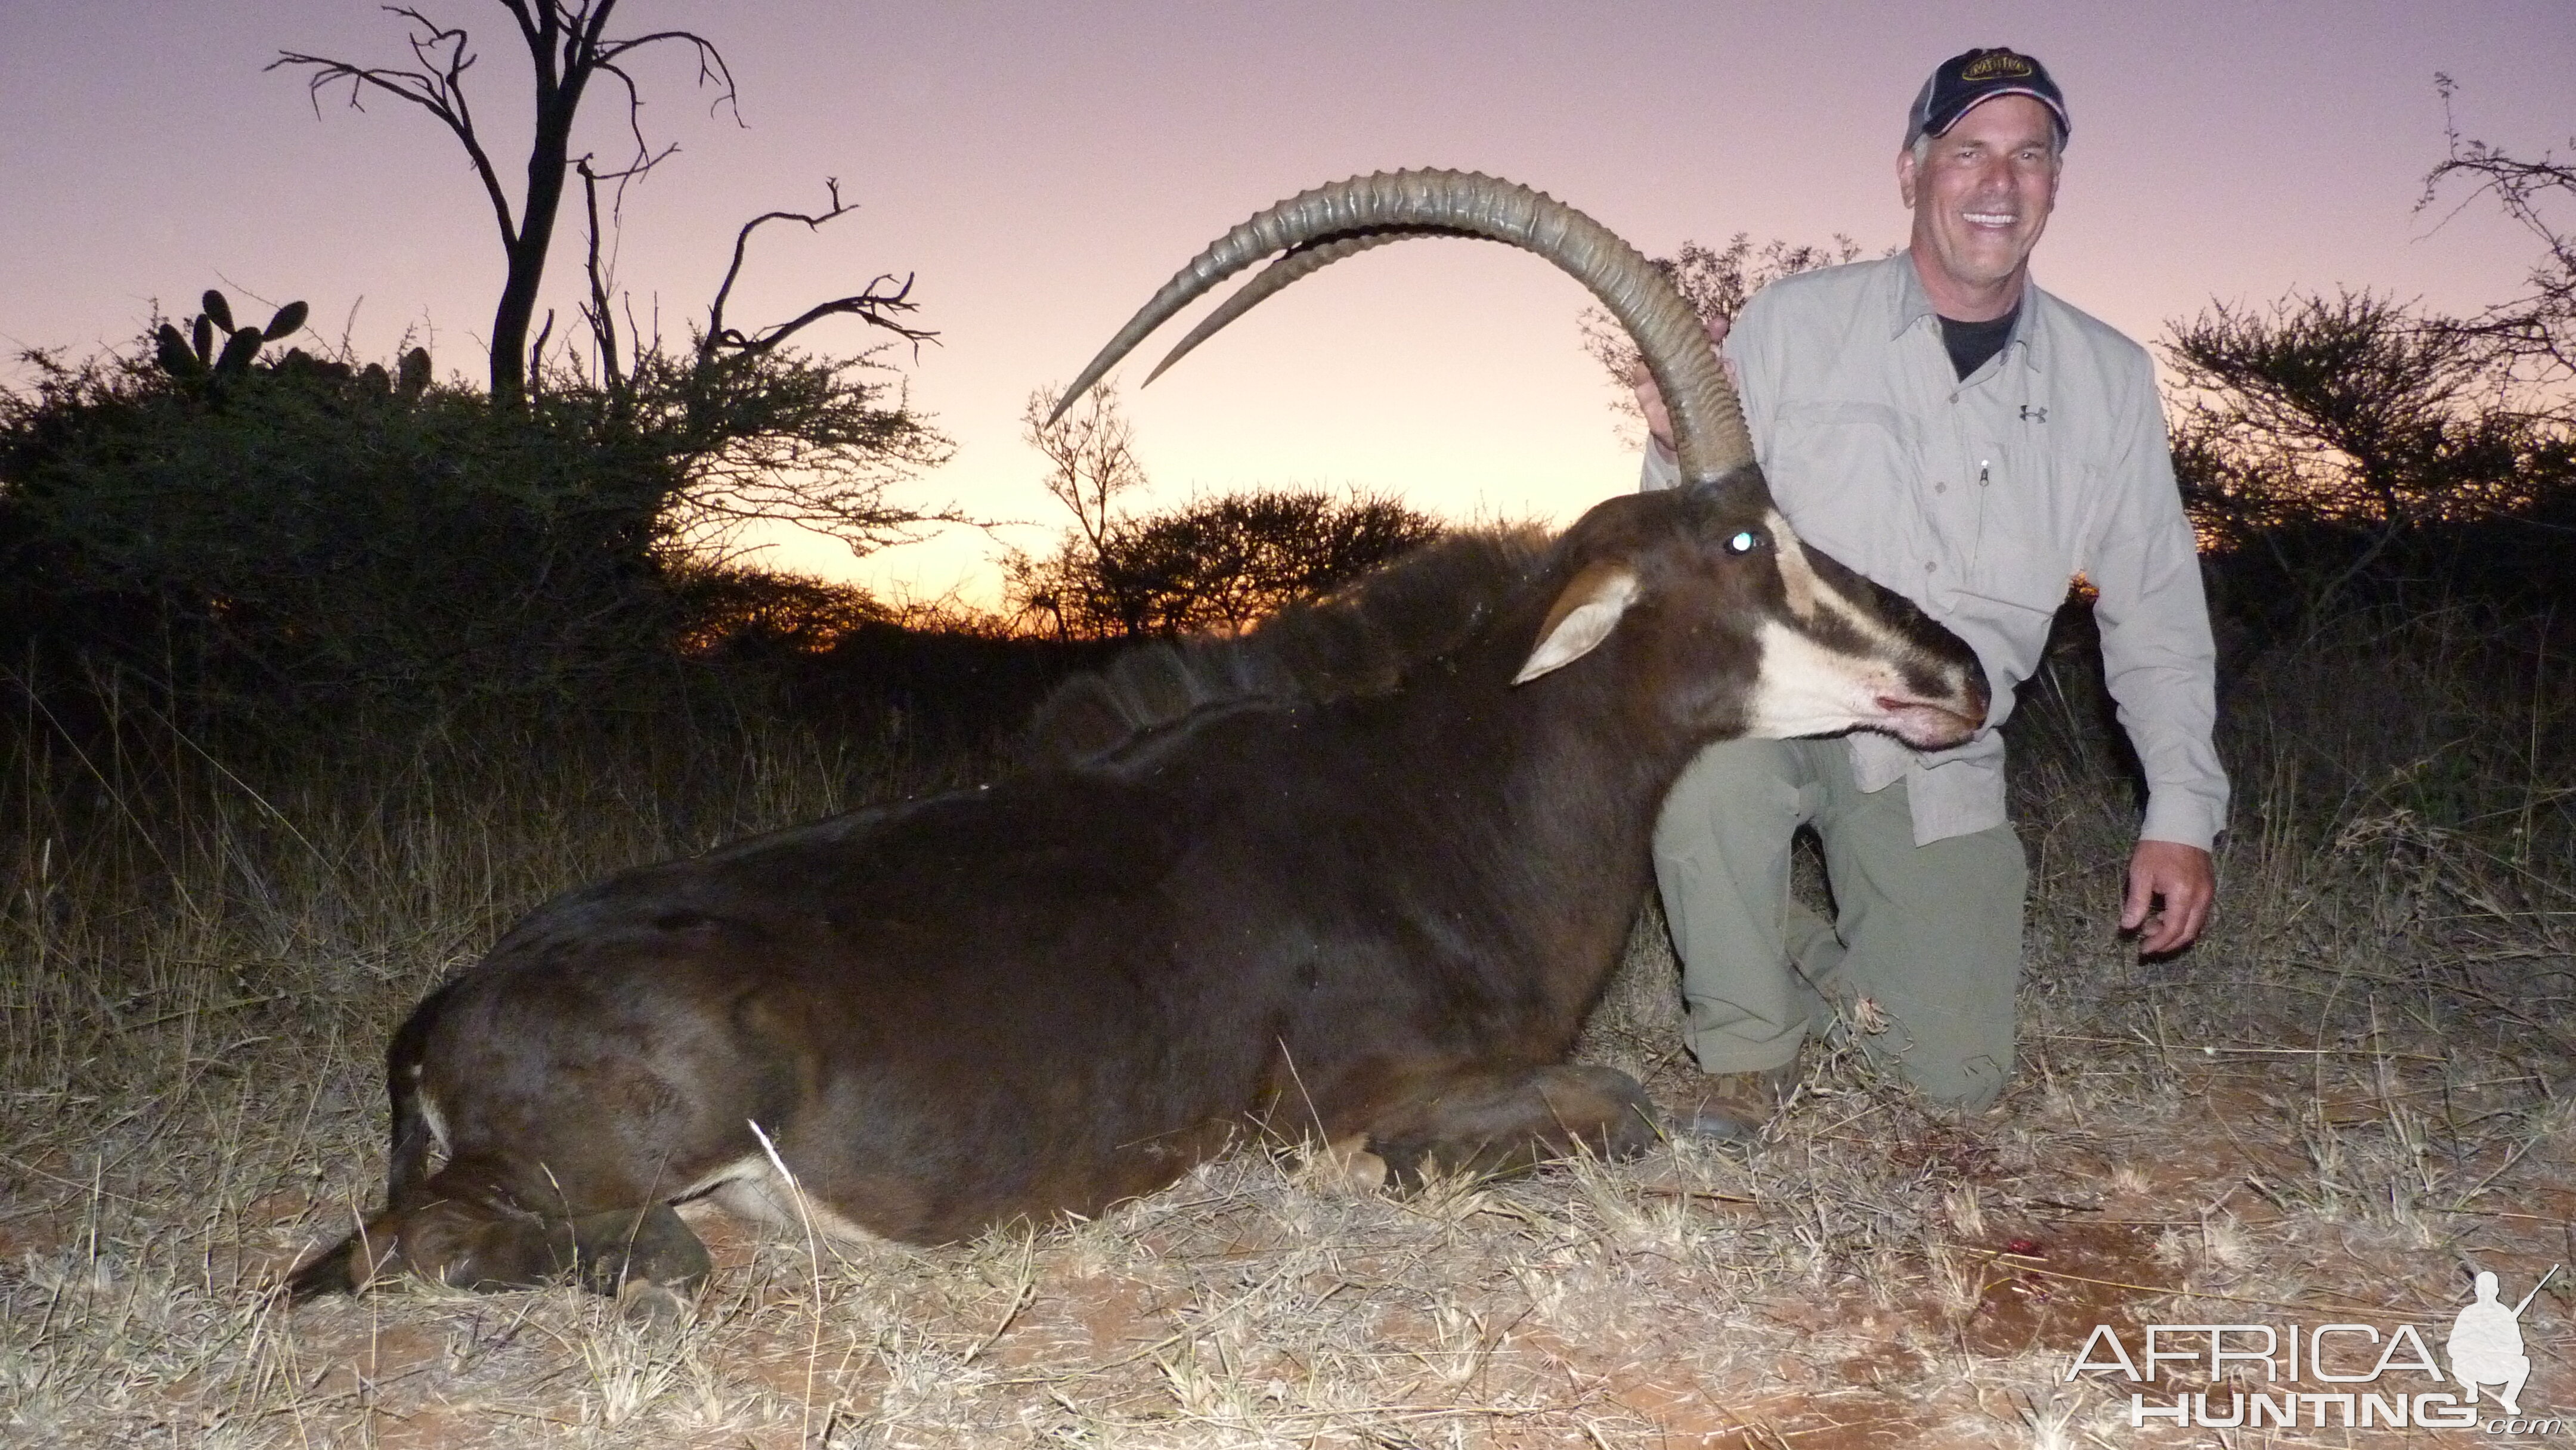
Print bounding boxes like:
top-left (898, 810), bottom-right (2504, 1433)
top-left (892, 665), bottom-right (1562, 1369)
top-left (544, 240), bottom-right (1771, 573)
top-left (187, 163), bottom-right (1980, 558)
top-left (1904, 48), bottom-right (2069, 150)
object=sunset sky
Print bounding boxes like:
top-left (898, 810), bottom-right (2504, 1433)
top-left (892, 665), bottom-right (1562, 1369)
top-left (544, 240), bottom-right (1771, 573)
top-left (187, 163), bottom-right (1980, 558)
top-left (5, 2), bottom-right (2569, 605)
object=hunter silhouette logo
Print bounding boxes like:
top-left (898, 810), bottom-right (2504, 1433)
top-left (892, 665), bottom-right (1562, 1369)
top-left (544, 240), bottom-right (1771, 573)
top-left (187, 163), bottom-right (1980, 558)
top-left (2067, 1265), bottom-right (2561, 1433)
top-left (2450, 1268), bottom-right (2549, 1415)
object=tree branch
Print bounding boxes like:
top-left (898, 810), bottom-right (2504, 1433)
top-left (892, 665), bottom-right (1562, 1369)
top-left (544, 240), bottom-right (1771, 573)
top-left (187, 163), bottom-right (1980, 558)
top-left (699, 181), bottom-right (939, 363)
top-left (2418, 73), bottom-right (2576, 391)
top-left (271, 8), bottom-right (519, 247)
top-left (595, 29), bottom-right (739, 121)
top-left (725, 278), bottom-right (937, 357)
top-left (575, 156), bottom-right (622, 391)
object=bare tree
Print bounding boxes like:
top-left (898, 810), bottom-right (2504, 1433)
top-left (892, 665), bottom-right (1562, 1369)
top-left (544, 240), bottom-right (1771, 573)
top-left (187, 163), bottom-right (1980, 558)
top-left (568, 168), bottom-right (934, 397)
top-left (1022, 384), bottom-right (1148, 556)
top-left (2420, 75), bottom-right (2576, 395)
top-left (275, 2), bottom-right (739, 406)
top-left (697, 181), bottom-right (934, 365)
top-left (1008, 383), bottom-right (1151, 636)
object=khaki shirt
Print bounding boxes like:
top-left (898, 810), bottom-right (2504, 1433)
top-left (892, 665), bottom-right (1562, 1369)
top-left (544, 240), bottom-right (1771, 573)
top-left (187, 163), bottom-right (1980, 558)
top-left (1643, 254), bottom-right (2227, 848)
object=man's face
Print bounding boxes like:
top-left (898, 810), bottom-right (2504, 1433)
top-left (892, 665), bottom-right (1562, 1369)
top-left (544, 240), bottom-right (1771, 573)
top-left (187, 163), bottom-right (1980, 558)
top-left (1898, 94), bottom-right (2061, 312)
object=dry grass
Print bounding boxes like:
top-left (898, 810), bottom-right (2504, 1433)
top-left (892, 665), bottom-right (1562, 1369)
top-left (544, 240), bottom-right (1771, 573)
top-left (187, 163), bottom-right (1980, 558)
top-left (5, 608), bottom-right (2572, 1447)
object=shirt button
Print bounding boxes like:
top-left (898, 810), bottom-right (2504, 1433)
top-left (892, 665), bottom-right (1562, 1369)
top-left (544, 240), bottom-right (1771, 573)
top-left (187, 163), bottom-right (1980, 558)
top-left (1935, 481), bottom-right (1948, 494)
top-left (1924, 561), bottom-right (1936, 573)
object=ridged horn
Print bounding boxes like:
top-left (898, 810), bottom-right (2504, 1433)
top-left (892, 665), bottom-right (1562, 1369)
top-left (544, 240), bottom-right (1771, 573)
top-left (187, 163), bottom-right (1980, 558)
top-left (1140, 228), bottom-right (1448, 387)
top-left (1053, 169), bottom-right (1754, 485)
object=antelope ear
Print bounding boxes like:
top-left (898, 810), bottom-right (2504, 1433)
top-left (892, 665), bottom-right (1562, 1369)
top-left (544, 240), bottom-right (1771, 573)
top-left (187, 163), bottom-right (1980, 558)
top-left (1512, 563), bottom-right (1640, 684)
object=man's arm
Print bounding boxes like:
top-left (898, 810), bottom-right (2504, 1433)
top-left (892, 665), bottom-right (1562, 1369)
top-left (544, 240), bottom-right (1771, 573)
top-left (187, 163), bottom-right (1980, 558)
top-left (2086, 365), bottom-right (2228, 953)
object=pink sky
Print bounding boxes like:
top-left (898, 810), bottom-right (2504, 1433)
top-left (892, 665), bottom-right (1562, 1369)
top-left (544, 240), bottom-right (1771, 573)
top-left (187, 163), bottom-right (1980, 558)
top-left (5, 2), bottom-right (2569, 604)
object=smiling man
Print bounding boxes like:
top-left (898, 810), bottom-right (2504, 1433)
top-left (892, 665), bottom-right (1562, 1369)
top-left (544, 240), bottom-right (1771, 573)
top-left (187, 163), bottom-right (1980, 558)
top-left (1634, 48), bottom-right (2227, 1133)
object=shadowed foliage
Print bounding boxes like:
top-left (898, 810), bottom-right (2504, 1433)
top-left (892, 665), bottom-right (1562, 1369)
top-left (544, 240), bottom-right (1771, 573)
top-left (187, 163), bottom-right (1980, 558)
top-left (2171, 100), bottom-right (2576, 630)
top-left (2165, 290), bottom-right (2575, 629)
top-left (1009, 487), bottom-right (1449, 640)
top-left (0, 318), bottom-right (946, 730)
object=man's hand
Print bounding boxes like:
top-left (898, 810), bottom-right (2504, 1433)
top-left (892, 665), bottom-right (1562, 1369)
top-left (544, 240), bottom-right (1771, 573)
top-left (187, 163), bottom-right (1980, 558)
top-left (1627, 315), bottom-right (1733, 457)
top-left (2122, 839), bottom-right (2214, 955)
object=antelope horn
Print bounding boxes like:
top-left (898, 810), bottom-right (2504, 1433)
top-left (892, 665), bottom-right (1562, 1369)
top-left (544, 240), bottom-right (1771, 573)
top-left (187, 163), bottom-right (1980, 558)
top-left (1052, 169), bottom-right (1754, 485)
top-left (1140, 227), bottom-right (1460, 386)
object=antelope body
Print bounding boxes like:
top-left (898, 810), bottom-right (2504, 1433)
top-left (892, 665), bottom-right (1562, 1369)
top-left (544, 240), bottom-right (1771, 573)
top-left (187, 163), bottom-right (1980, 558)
top-left (290, 172), bottom-right (1988, 1301)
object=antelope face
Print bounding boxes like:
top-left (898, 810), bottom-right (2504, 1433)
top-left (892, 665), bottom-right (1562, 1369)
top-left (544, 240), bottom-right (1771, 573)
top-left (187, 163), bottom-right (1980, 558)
top-left (1515, 475), bottom-right (1988, 752)
top-left (1735, 507), bottom-right (1988, 749)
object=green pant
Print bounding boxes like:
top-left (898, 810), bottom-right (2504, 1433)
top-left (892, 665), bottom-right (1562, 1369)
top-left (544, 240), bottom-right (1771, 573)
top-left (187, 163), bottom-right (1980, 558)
top-left (1650, 737), bottom-right (2026, 1108)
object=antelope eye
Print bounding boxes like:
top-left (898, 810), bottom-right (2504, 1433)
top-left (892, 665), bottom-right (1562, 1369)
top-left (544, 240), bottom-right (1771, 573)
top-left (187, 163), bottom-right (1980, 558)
top-left (1724, 528), bottom-right (1764, 556)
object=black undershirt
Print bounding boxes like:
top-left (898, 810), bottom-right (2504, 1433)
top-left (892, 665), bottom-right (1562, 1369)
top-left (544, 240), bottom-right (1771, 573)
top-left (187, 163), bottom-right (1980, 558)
top-left (1939, 308), bottom-right (2018, 379)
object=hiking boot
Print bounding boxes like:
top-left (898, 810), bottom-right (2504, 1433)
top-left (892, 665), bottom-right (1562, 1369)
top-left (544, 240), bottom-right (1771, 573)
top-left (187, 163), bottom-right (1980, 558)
top-left (1665, 1064), bottom-right (1797, 1142)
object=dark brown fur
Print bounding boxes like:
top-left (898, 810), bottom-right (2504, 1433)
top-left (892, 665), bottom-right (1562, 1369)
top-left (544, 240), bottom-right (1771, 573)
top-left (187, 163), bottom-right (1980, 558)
top-left (289, 473), bottom-right (1981, 1300)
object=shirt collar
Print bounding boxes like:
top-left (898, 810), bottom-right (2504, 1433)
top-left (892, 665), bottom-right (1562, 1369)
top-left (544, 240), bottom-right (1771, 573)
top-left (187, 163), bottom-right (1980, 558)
top-left (1884, 254), bottom-right (2048, 370)
top-left (1885, 254), bottom-right (1941, 340)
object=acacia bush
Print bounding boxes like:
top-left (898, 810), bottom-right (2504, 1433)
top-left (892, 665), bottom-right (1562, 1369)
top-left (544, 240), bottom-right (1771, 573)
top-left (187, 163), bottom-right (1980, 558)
top-left (0, 326), bottom-right (946, 733)
top-left (2172, 119), bottom-right (2576, 629)
top-left (6, 349), bottom-right (658, 711)
top-left (1007, 383), bottom-right (1444, 640)
top-left (2165, 289), bottom-right (2576, 632)
top-left (1007, 486), bottom-right (1445, 639)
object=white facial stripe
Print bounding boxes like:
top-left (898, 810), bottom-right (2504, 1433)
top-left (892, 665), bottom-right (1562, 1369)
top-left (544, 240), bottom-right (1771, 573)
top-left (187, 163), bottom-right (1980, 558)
top-left (1765, 511), bottom-right (1919, 662)
top-left (1744, 621), bottom-right (1911, 736)
top-left (1767, 509), bottom-right (1820, 620)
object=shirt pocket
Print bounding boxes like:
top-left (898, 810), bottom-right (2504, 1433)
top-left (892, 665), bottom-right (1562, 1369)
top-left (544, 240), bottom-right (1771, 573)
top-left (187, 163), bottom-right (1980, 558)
top-left (1965, 460), bottom-right (2085, 618)
top-left (1763, 400), bottom-right (1921, 548)
top-left (1950, 462), bottom-right (2085, 692)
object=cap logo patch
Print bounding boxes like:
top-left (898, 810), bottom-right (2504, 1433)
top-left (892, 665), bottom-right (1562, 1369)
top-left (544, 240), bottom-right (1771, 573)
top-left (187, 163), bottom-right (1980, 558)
top-left (1963, 52), bottom-right (2035, 80)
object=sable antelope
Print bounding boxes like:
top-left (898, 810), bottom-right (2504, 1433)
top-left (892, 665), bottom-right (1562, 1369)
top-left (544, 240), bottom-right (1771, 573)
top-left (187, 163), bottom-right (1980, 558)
top-left (289, 171), bottom-right (1988, 1302)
